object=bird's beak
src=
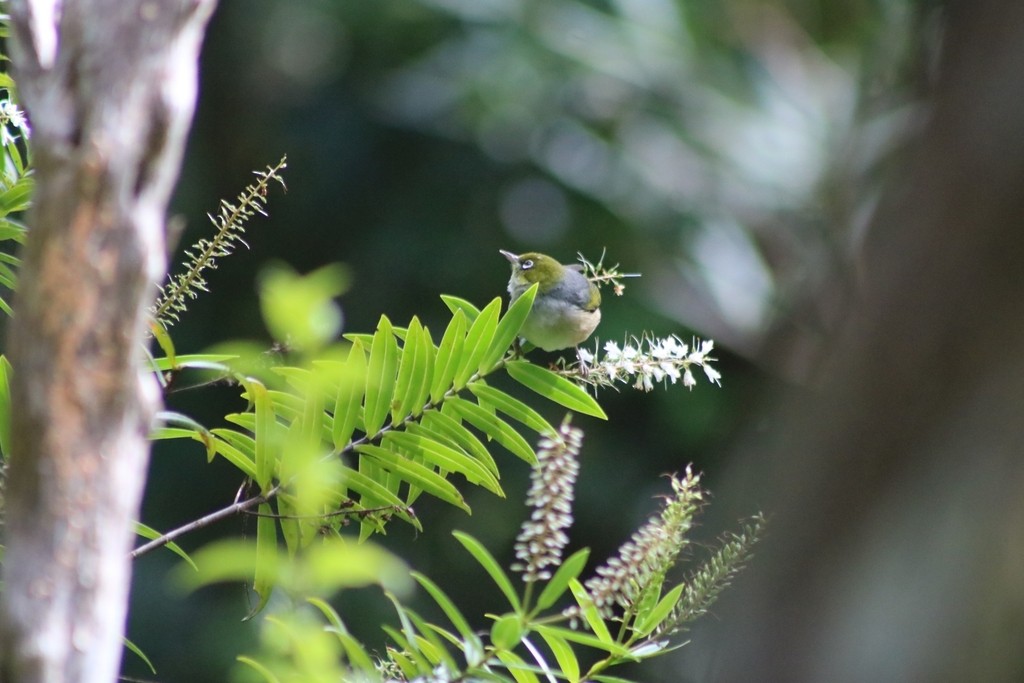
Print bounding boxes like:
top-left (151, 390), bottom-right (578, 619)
top-left (499, 249), bottom-right (519, 264)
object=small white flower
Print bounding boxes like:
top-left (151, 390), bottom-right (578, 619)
top-left (672, 336), bottom-right (689, 357)
top-left (651, 338), bottom-right (671, 360)
top-left (683, 368), bottom-right (696, 389)
top-left (659, 336), bottom-right (686, 359)
top-left (661, 362), bottom-right (681, 383)
top-left (577, 347), bottom-right (594, 364)
top-left (619, 344), bottom-right (638, 374)
top-left (702, 363), bottom-right (722, 385)
top-left (651, 363), bottom-right (666, 383)
top-left (0, 100), bottom-right (30, 136)
top-left (603, 340), bottom-right (622, 361)
top-left (634, 368), bottom-right (654, 392)
top-left (602, 361), bottom-right (620, 381)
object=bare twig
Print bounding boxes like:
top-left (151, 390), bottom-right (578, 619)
top-left (130, 487), bottom-right (275, 559)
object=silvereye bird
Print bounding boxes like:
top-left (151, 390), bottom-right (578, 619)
top-left (500, 250), bottom-right (601, 352)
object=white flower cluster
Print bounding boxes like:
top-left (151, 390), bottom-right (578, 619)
top-left (0, 99), bottom-right (31, 145)
top-left (574, 335), bottom-right (721, 392)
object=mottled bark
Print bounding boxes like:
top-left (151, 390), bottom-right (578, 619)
top-left (0, 1), bottom-right (215, 681)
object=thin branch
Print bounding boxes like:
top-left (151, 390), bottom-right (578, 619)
top-left (130, 487), bottom-right (275, 559)
top-left (240, 503), bottom-right (404, 520)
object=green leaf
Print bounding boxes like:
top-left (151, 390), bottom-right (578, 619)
top-left (123, 637), bottom-right (157, 675)
top-left (153, 410), bottom-right (216, 460)
top-left (480, 283), bottom-right (536, 372)
top-left (259, 262), bottom-right (348, 351)
top-left (247, 504), bottom-right (277, 620)
top-left (410, 572), bottom-right (479, 647)
top-left (505, 360), bottom-right (607, 420)
top-left (306, 597), bottom-right (377, 671)
top-left (447, 397), bottom-right (536, 464)
top-left (568, 579), bottom-right (615, 646)
top-left (392, 316), bottom-right (430, 425)
top-left (494, 649), bottom-right (541, 683)
top-left (468, 382), bottom-right (557, 437)
top-left (635, 582), bottom-right (686, 637)
top-left (274, 493), bottom-right (302, 555)
top-left (263, 390), bottom-right (304, 422)
top-left (420, 410), bottom-right (498, 478)
top-left (534, 624), bottom-right (631, 657)
top-left (364, 315), bottom-right (399, 435)
top-left (332, 340), bottom-right (366, 450)
top-left (134, 522), bottom-right (197, 571)
top-left (412, 323), bottom-right (435, 416)
top-left (236, 656), bottom-right (281, 683)
top-left (453, 297), bottom-right (501, 389)
top-left (383, 431), bottom-right (503, 496)
top-left (632, 571), bottom-right (665, 631)
top-left (381, 640), bottom-right (417, 680)
top-left (271, 365), bottom-right (312, 391)
top-left (209, 430), bottom-right (259, 479)
top-left (0, 355), bottom-right (12, 458)
top-left (356, 445), bottom-right (469, 512)
top-left (149, 321), bottom-right (176, 368)
top-left (406, 608), bottom-right (458, 671)
top-left (535, 547), bottom-right (590, 612)
top-left (148, 353), bottom-right (237, 373)
top-left (452, 530), bottom-right (521, 612)
top-left (301, 540), bottom-right (413, 594)
top-left (357, 454), bottom-right (387, 542)
top-left (391, 317), bottom-right (420, 425)
top-left (338, 465), bottom-right (419, 529)
top-left (430, 309), bottom-right (466, 404)
top-left (383, 594), bottom-right (435, 672)
top-left (538, 630), bottom-right (580, 683)
top-left (490, 614), bottom-right (524, 651)
top-left (342, 332), bottom-right (374, 347)
top-left (0, 221), bottom-right (26, 243)
top-left (0, 176), bottom-right (33, 214)
top-left (148, 427), bottom-right (199, 441)
top-left (440, 294), bottom-right (481, 324)
top-left (247, 379), bottom-right (276, 492)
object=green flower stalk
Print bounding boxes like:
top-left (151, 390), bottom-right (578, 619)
top-left (582, 467), bottom-right (704, 618)
top-left (152, 156), bottom-right (287, 328)
top-left (659, 513), bottom-right (765, 635)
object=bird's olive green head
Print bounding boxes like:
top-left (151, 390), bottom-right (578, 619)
top-left (499, 250), bottom-right (566, 291)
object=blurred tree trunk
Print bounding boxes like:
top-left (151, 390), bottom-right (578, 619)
top-left (0, 1), bottom-right (215, 681)
top-left (684, 1), bottom-right (1024, 681)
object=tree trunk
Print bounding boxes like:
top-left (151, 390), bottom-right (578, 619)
top-left (685, 2), bottom-right (1024, 681)
top-left (0, 1), bottom-right (215, 681)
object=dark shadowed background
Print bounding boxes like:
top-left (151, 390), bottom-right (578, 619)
top-left (123, 1), bottom-right (1024, 681)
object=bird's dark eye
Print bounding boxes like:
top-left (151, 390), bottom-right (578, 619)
top-left (522, 259), bottom-right (534, 269)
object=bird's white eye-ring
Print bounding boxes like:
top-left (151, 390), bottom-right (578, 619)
top-left (522, 259), bottom-right (534, 269)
